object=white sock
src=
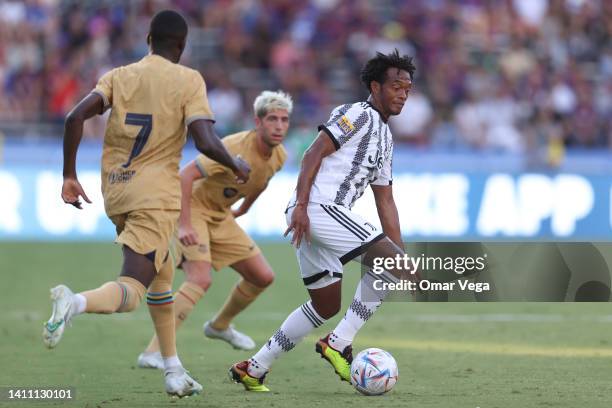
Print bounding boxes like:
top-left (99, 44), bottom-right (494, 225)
top-left (72, 294), bottom-right (86, 316)
top-left (332, 269), bottom-right (397, 349)
top-left (163, 355), bottom-right (182, 371)
top-left (249, 300), bottom-right (325, 377)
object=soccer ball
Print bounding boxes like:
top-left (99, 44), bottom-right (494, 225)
top-left (350, 348), bottom-right (398, 396)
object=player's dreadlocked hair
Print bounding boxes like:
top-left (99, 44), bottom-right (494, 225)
top-left (360, 49), bottom-right (416, 92)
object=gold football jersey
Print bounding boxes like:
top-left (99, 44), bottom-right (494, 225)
top-left (191, 130), bottom-right (287, 221)
top-left (93, 54), bottom-right (214, 216)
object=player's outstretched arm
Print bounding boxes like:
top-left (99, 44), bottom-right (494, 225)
top-left (371, 184), bottom-right (403, 248)
top-left (62, 93), bottom-right (104, 209)
top-left (285, 131), bottom-right (336, 247)
top-left (188, 119), bottom-right (250, 183)
top-left (371, 184), bottom-right (423, 285)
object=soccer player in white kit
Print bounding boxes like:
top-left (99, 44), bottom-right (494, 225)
top-left (230, 49), bottom-right (416, 392)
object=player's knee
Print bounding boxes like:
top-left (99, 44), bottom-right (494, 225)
top-left (116, 277), bottom-right (146, 313)
top-left (183, 261), bottom-right (212, 291)
top-left (187, 274), bottom-right (212, 291)
top-left (253, 269), bottom-right (275, 288)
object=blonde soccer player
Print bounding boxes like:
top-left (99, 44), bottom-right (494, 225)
top-left (137, 90), bottom-right (291, 369)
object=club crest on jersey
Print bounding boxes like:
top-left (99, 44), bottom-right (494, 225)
top-left (337, 115), bottom-right (355, 135)
top-left (224, 187), bottom-right (238, 198)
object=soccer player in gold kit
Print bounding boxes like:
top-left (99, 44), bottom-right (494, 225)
top-left (42, 10), bottom-right (249, 397)
top-left (137, 91), bottom-right (291, 370)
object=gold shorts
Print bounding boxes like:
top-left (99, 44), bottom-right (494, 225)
top-left (174, 214), bottom-right (260, 271)
top-left (109, 209), bottom-right (179, 272)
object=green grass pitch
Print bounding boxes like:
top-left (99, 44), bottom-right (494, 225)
top-left (1, 242), bottom-right (611, 407)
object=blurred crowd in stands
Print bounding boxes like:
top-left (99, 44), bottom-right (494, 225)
top-left (0, 0), bottom-right (611, 160)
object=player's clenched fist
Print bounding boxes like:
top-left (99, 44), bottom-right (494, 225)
top-left (233, 155), bottom-right (251, 184)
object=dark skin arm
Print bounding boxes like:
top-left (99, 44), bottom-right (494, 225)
top-left (370, 184), bottom-right (422, 284)
top-left (371, 184), bottom-right (403, 247)
top-left (285, 131), bottom-right (336, 247)
top-left (188, 119), bottom-right (250, 183)
top-left (61, 93), bottom-right (104, 209)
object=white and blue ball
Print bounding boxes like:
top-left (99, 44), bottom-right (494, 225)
top-left (350, 348), bottom-right (398, 396)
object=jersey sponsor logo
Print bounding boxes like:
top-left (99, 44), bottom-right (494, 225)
top-left (223, 187), bottom-right (238, 198)
top-left (108, 169), bottom-right (136, 184)
top-left (337, 115), bottom-right (355, 135)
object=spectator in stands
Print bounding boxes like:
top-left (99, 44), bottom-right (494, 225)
top-left (0, 0), bottom-right (610, 159)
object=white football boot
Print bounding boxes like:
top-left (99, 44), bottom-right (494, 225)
top-left (164, 366), bottom-right (203, 397)
top-left (42, 285), bottom-right (75, 348)
top-left (203, 321), bottom-right (256, 350)
top-left (137, 351), bottom-right (164, 370)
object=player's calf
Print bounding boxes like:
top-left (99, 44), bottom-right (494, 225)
top-left (116, 276), bottom-right (146, 312)
top-left (308, 280), bottom-right (342, 319)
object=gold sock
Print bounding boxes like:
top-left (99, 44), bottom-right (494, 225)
top-left (81, 282), bottom-right (122, 314)
top-left (146, 259), bottom-right (176, 358)
top-left (116, 276), bottom-right (146, 312)
top-left (81, 276), bottom-right (145, 314)
top-left (147, 298), bottom-right (175, 358)
top-left (144, 281), bottom-right (205, 353)
top-left (211, 279), bottom-right (265, 330)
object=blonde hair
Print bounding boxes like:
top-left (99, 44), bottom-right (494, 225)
top-left (253, 90), bottom-right (293, 118)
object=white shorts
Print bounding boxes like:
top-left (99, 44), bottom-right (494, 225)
top-left (286, 203), bottom-right (385, 289)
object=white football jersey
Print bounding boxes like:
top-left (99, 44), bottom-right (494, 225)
top-left (289, 101), bottom-right (393, 210)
